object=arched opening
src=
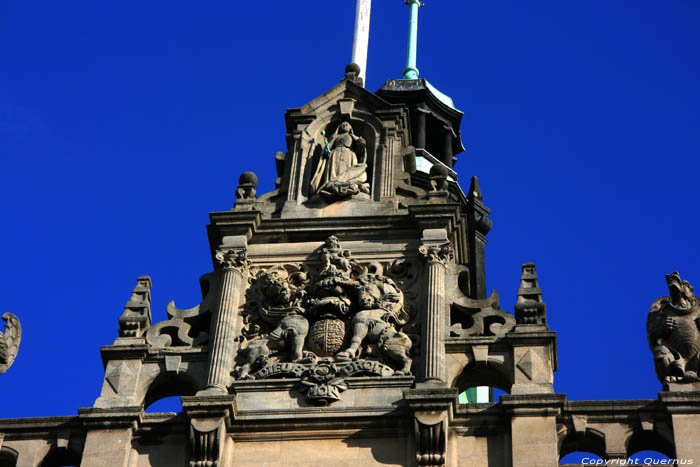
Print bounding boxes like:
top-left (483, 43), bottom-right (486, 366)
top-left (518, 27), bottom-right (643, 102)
top-left (454, 362), bottom-right (512, 398)
top-left (626, 431), bottom-right (675, 460)
top-left (559, 429), bottom-right (606, 463)
top-left (559, 451), bottom-right (604, 464)
top-left (143, 372), bottom-right (198, 410)
top-left (39, 447), bottom-right (81, 467)
top-left (0, 448), bottom-right (18, 467)
top-left (145, 395), bottom-right (183, 414)
top-left (626, 450), bottom-right (674, 464)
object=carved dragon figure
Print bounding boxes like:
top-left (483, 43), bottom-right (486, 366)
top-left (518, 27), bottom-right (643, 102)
top-left (0, 313), bottom-right (21, 374)
top-left (647, 271), bottom-right (700, 384)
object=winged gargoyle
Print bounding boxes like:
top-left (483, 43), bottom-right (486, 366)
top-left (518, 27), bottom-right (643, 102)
top-left (647, 272), bottom-right (700, 384)
top-left (0, 313), bottom-right (22, 374)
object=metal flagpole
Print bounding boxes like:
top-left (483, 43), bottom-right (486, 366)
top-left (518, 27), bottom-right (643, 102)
top-left (351, 0), bottom-right (372, 86)
top-left (403, 0), bottom-right (423, 80)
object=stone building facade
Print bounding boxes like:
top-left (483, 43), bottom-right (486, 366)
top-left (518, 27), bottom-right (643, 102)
top-left (1, 67), bottom-right (699, 467)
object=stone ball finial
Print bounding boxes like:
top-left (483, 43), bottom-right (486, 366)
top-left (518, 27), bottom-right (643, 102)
top-left (344, 63), bottom-right (363, 86)
top-left (238, 171), bottom-right (258, 187)
top-left (429, 164), bottom-right (449, 178)
top-left (345, 62), bottom-right (361, 75)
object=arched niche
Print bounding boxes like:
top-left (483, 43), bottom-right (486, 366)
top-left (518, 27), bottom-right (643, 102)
top-left (0, 447), bottom-right (18, 467)
top-left (559, 451), bottom-right (604, 464)
top-left (626, 430), bottom-right (675, 460)
top-left (453, 360), bottom-right (512, 396)
top-left (143, 371), bottom-right (198, 410)
top-left (39, 446), bottom-right (81, 467)
top-left (558, 428), bottom-right (606, 462)
top-left (298, 109), bottom-right (386, 202)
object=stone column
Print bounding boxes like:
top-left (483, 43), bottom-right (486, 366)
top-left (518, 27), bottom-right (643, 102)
top-left (199, 247), bottom-right (250, 395)
top-left (418, 229), bottom-right (453, 385)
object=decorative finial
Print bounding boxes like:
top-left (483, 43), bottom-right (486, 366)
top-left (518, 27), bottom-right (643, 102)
top-left (234, 171), bottom-right (258, 210)
top-left (403, 0), bottom-right (424, 80)
top-left (514, 263), bottom-right (547, 326)
top-left (467, 176), bottom-right (483, 201)
top-left (351, 0), bottom-right (372, 86)
top-left (118, 276), bottom-right (152, 338)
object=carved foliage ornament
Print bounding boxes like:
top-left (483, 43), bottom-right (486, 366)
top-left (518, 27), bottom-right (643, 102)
top-left (647, 271), bottom-right (700, 385)
top-left (233, 236), bottom-right (417, 403)
top-left (419, 243), bottom-right (453, 266)
top-left (215, 249), bottom-right (251, 273)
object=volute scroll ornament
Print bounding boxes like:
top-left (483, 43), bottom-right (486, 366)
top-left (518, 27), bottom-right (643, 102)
top-left (647, 271), bottom-right (700, 385)
top-left (145, 273), bottom-right (218, 350)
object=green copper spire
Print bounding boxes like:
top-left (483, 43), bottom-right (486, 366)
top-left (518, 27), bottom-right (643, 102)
top-left (403, 0), bottom-right (424, 80)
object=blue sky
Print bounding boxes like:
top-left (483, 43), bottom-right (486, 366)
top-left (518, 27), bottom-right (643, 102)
top-left (1, 0), bottom-right (699, 435)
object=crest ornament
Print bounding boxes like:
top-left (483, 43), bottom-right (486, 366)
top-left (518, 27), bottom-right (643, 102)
top-left (232, 236), bottom-right (418, 402)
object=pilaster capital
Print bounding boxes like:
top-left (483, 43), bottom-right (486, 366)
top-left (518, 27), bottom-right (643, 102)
top-left (419, 242), bottom-right (453, 266)
top-left (215, 248), bottom-right (250, 273)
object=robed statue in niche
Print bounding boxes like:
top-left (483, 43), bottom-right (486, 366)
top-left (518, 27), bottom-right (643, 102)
top-left (310, 121), bottom-right (370, 201)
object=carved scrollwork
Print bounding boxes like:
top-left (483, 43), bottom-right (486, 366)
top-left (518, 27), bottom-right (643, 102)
top-left (145, 273), bottom-right (218, 349)
top-left (450, 290), bottom-right (516, 338)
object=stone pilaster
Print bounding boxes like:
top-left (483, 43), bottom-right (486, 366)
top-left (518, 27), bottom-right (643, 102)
top-left (659, 391), bottom-right (700, 462)
top-left (78, 407), bottom-right (141, 467)
top-left (502, 394), bottom-right (565, 467)
top-left (199, 242), bottom-right (250, 395)
top-left (418, 229), bottom-right (453, 385)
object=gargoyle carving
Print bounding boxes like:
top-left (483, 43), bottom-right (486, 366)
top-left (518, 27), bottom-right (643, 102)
top-left (145, 273), bottom-right (218, 349)
top-left (647, 271), bottom-right (700, 384)
top-left (0, 313), bottom-right (21, 374)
